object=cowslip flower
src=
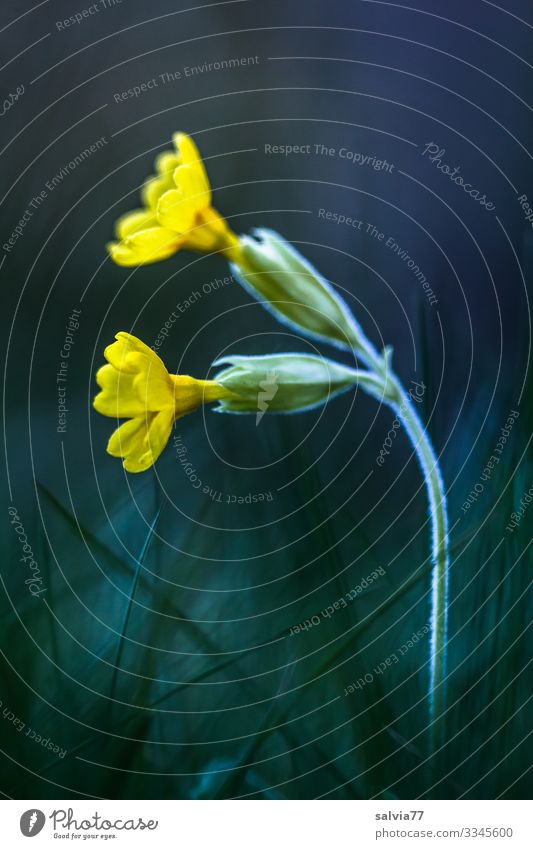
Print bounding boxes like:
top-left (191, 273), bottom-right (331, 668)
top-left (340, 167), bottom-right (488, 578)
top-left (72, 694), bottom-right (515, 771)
top-left (93, 332), bottom-right (235, 473)
top-left (104, 132), bottom-right (450, 745)
top-left (94, 334), bottom-right (384, 472)
top-left (107, 133), bottom-right (240, 266)
top-left (107, 132), bottom-right (388, 367)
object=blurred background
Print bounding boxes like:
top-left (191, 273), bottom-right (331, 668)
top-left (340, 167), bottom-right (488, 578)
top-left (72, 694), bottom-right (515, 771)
top-left (0, 0), bottom-right (531, 799)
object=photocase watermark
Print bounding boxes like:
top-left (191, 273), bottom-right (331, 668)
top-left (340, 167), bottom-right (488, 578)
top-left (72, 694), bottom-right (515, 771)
top-left (376, 380), bottom-right (426, 466)
top-left (20, 807), bottom-right (158, 838)
top-left (256, 370), bottom-right (278, 424)
top-left (45, 137), bottom-right (108, 192)
top-left (461, 409), bottom-right (519, 514)
top-left (1, 700), bottom-right (66, 760)
top-left (505, 483), bottom-right (533, 533)
top-left (343, 622), bottom-right (431, 695)
top-left (20, 809), bottom-right (46, 837)
top-left (55, 0), bottom-right (123, 31)
top-left (152, 276), bottom-right (234, 351)
top-left (517, 193), bottom-right (533, 231)
top-left (318, 207), bottom-right (366, 231)
top-left (3, 138), bottom-right (108, 254)
top-left (369, 224), bottom-right (437, 307)
top-left (318, 210), bottom-right (437, 305)
top-left (113, 56), bottom-right (260, 103)
top-left (174, 436), bottom-right (273, 503)
top-left (56, 307), bottom-right (82, 434)
top-left (3, 191), bottom-right (47, 254)
top-left (1, 84), bottom-right (24, 118)
top-left (289, 567), bottom-right (386, 636)
top-left (51, 808), bottom-right (158, 834)
top-left (8, 506), bottom-right (46, 597)
top-left (421, 142), bottom-right (496, 212)
top-left (265, 142), bottom-right (395, 173)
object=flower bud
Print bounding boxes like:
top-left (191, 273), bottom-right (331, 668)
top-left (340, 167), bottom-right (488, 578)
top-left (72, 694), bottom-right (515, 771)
top-left (231, 228), bottom-right (361, 350)
top-left (213, 353), bottom-right (385, 418)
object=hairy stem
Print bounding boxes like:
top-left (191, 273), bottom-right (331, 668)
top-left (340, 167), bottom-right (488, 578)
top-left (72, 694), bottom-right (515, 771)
top-left (392, 382), bottom-right (449, 753)
top-left (349, 332), bottom-right (449, 753)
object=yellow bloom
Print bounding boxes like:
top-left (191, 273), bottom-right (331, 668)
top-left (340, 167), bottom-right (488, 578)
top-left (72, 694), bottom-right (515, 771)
top-left (107, 133), bottom-right (240, 266)
top-left (94, 334), bottom-right (387, 473)
top-left (94, 332), bottom-right (232, 473)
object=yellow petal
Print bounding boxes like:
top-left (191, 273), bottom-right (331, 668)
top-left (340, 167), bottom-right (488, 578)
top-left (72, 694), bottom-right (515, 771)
top-left (157, 187), bottom-right (199, 234)
top-left (172, 134), bottom-right (212, 202)
top-left (115, 209), bottom-right (157, 240)
top-left (154, 150), bottom-right (180, 175)
top-left (107, 416), bottom-right (150, 458)
top-left (174, 160), bottom-right (211, 208)
top-left (127, 352), bottom-right (175, 409)
top-left (104, 331), bottom-right (163, 372)
top-left (141, 170), bottom-right (178, 211)
top-left (172, 132), bottom-right (202, 166)
top-left (138, 148), bottom-right (180, 210)
top-left (123, 408), bottom-right (175, 472)
top-left (94, 364), bottom-right (147, 418)
top-left (157, 162), bottom-right (211, 232)
top-left (107, 227), bottom-right (181, 266)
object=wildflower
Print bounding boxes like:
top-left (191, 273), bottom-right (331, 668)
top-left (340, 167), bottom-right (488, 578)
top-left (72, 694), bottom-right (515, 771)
top-left (107, 133), bottom-right (240, 266)
top-left (107, 132), bottom-right (385, 368)
top-left (93, 332), bottom-right (234, 473)
top-left (94, 336), bottom-right (385, 472)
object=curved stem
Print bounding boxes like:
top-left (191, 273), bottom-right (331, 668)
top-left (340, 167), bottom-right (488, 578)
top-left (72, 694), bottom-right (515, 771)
top-left (347, 329), bottom-right (449, 753)
top-left (392, 381), bottom-right (449, 754)
top-left (225, 230), bottom-right (450, 752)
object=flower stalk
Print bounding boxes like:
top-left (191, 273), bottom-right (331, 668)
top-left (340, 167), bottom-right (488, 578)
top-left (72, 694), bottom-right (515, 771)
top-left (391, 377), bottom-right (449, 753)
top-left (104, 130), bottom-right (450, 747)
top-left (230, 220), bottom-right (450, 747)
top-left (231, 222), bottom-right (450, 748)
top-left (345, 323), bottom-right (449, 752)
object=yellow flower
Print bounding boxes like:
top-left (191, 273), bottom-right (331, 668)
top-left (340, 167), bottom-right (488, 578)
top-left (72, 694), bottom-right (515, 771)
top-left (94, 334), bottom-right (388, 473)
top-left (94, 332), bottom-right (232, 473)
top-left (107, 133), bottom-right (240, 266)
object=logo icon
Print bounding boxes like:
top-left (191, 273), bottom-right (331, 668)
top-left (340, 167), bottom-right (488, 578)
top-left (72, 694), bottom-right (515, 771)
top-left (256, 370), bottom-right (278, 425)
top-left (20, 810), bottom-right (46, 837)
